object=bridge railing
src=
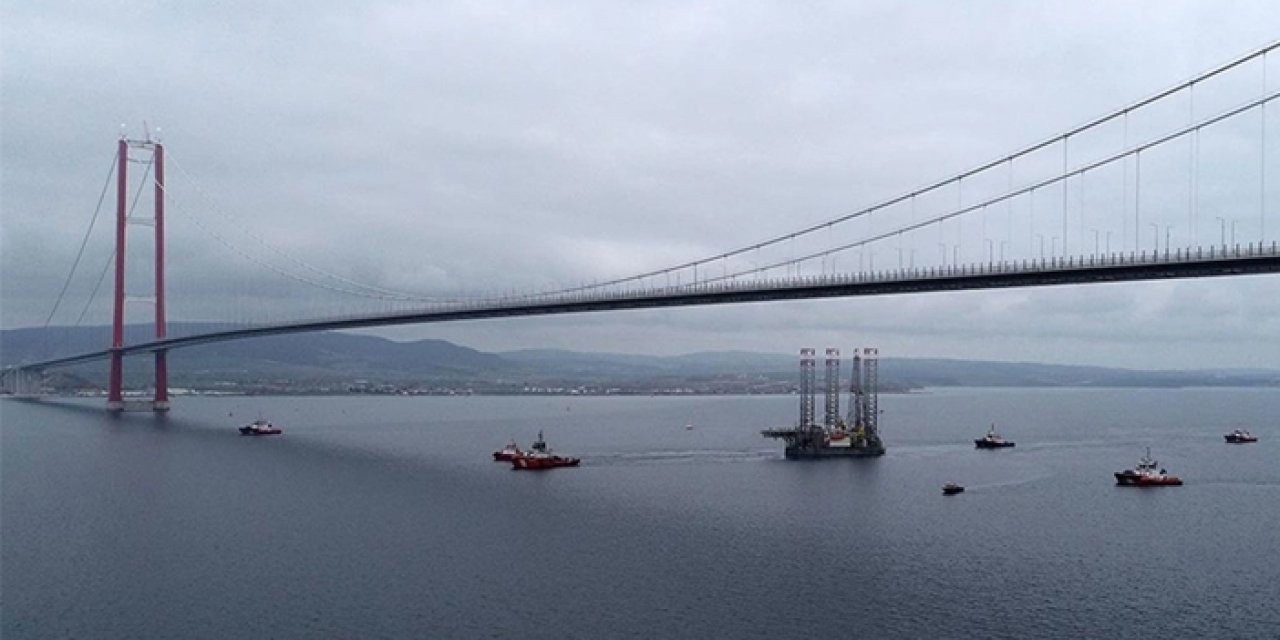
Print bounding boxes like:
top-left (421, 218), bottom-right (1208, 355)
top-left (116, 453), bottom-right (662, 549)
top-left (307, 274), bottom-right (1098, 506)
top-left (319, 239), bottom-right (1279, 324)
top-left (449, 240), bottom-right (1280, 314)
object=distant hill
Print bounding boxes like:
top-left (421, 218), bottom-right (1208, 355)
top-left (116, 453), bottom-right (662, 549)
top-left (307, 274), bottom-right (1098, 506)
top-left (3, 325), bottom-right (1278, 392)
top-left (1, 324), bottom-right (504, 388)
top-left (500, 349), bottom-right (1280, 388)
top-left (878, 358), bottom-right (1280, 388)
top-left (498, 349), bottom-right (796, 378)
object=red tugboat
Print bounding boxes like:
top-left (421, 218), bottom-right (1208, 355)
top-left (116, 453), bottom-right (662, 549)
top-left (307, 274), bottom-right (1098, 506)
top-left (1223, 429), bottom-right (1258, 444)
top-left (239, 419), bottom-right (282, 436)
top-left (492, 441), bottom-right (524, 461)
top-left (974, 424), bottom-right (1015, 448)
top-left (511, 431), bottom-right (580, 470)
top-left (1114, 448), bottom-right (1182, 486)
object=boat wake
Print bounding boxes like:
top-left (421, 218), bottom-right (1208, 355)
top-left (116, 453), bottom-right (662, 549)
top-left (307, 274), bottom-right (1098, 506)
top-left (1181, 478), bottom-right (1280, 489)
top-left (959, 474), bottom-right (1055, 492)
top-left (584, 449), bottom-right (776, 466)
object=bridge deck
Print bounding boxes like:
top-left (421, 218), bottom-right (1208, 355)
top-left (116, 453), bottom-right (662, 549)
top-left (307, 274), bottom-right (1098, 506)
top-left (8, 245), bottom-right (1280, 373)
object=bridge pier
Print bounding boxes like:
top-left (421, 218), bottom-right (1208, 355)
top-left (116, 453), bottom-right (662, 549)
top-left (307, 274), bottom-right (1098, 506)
top-left (107, 349), bottom-right (124, 410)
top-left (154, 349), bottom-right (170, 411)
top-left (0, 368), bottom-right (42, 397)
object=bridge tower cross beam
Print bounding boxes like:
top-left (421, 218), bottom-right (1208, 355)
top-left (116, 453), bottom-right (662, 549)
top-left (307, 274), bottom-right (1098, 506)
top-left (106, 136), bottom-right (168, 412)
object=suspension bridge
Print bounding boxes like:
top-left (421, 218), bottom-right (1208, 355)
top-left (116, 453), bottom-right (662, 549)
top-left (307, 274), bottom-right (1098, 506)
top-left (4, 43), bottom-right (1280, 410)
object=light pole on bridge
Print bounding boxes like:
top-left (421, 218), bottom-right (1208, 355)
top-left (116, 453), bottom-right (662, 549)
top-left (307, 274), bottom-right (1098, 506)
top-left (1036, 234), bottom-right (1045, 259)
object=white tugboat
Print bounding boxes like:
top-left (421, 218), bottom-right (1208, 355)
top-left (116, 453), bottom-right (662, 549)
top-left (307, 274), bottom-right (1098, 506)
top-left (238, 419), bottom-right (281, 436)
top-left (492, 441), bottom-right (524, 461)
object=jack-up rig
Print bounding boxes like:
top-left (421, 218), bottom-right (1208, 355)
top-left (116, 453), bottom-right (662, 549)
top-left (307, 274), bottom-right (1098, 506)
top-left (761, 347), bottom-right (886, 458)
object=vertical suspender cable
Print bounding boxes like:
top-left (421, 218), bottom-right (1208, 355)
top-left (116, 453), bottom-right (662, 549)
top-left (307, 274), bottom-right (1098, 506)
top-left (1007, 158), bottom-right (1014, 256)
top-left (1135, 151), bottom-right (1142, 251)
top-left (1062, 136), bottom-right (1069, 257)
top-left (956, 178), bottom-right (963, 261)
top-left (1079, 169), bottom-right (1086, 254)
top-left (1189, 84), bottom-right (1196, 244)
top-left (1029, 187), bottom-right (1035, 257)
top-left (1122, 111), bottom-right (1129, 251)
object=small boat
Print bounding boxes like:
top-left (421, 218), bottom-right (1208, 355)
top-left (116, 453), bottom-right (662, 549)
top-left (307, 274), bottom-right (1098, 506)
top-left (974, 423), bottom-right (1015, 448)
top-left (1223, 429), bottom-right (1258, 444)
top-left (1114, 448), bottom-right (1182, 486)
top-left (511, 431), bottom-right (580, 470)
top-left (492, 441), bottom-right (524, 461)
top-left (942, 482), bottom-right (965, 495)
top-left (238, 419), bottom-right (282, 436)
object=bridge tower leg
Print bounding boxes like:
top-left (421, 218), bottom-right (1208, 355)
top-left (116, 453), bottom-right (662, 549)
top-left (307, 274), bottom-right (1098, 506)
top-left (107, 138), bottom-right (127, 411)
top-left (153, 143), bottom-right (169, 411)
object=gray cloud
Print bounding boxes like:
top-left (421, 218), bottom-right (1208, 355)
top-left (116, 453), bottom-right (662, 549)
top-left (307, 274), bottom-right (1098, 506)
top-left (2, 1), bottom-right (1278, 369)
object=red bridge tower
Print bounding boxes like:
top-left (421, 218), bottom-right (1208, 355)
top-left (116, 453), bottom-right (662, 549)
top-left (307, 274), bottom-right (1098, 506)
top-left (106, 135), bottom-right (168, 411)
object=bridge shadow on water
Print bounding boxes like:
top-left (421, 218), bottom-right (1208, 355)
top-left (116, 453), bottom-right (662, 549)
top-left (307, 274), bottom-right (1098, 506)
top-left (1, 396), bottom-right (480, 491)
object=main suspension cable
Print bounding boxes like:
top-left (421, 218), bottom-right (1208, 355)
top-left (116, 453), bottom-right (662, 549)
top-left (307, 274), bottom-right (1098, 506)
top-left (548, 39), bottom-right (1280, 295)
top-left (695, 91), bottom-right (1280, 285)
top-left (70, 154), bottom-right (154, 328)
top-left (40, 152), bottom-right (117, 329)
top-left (165, 153), bottom-right (455, 301)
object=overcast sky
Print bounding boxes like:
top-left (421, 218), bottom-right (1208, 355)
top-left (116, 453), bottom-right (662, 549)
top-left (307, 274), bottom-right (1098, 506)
top-left (2, 1), bottom-right (1278, 369)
